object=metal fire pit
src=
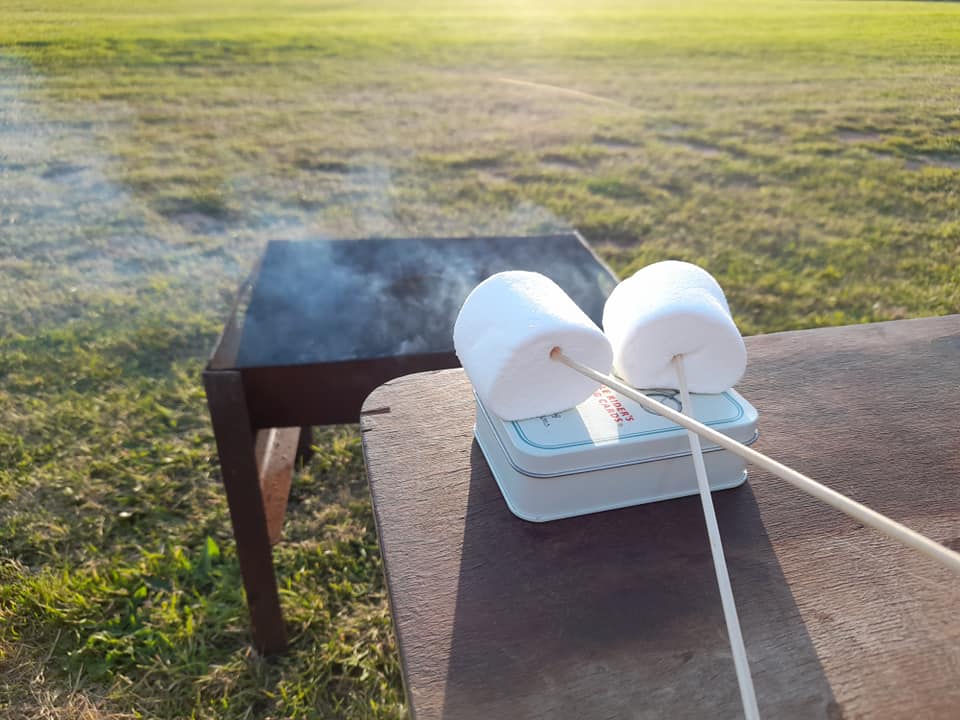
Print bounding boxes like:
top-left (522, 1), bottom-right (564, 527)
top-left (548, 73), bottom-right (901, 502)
top-left (203, 232), bottom-right (617, 654)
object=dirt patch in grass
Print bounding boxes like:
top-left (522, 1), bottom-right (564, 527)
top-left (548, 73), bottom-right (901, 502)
top-left (592, 132), bottom-right (639, 148)
top-left (538, 153), bottom-right (583, 171)
top-left (904, 155), bottom-right (960, 170)
top-left (293, 157), bottom-right (352, 173)
top-left (666, 138), bottom-right (725, 157)
top-left (837, 129), bottom-right (884, 144)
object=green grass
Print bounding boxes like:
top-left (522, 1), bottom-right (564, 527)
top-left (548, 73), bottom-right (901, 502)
top-left (2, 0), bottom-right (960, 717)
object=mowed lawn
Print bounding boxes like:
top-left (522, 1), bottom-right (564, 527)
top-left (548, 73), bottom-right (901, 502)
top-left (2, 1), bottom-right (960, 717)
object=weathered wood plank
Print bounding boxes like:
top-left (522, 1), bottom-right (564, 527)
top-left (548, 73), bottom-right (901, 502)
top-left (254, 427), bottom-right (300, 546)
top-left (361, 315), bottom-right (960, 720)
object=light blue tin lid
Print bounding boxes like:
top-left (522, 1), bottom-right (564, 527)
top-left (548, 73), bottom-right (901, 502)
top-left (477, 384), bottom-right (758, 478)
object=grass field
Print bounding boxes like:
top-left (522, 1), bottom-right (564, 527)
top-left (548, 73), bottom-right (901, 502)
top-left (2, 1), bottom-right (960, 717)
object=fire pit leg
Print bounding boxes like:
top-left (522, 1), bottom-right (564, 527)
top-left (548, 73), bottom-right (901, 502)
top-left (204, 369), bottom-right (288, 655)
top-left (296, 426), bottom-right (314, 464)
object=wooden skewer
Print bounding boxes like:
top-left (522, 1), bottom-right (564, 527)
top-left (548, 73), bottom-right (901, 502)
top-left (550, 347), bottom-right (960, 576)
top-left (673, 355), bottom-right (760, 720)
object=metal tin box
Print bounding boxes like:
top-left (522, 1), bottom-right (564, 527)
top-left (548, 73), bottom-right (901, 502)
top-left (474, 385), bottom-right (759, 522)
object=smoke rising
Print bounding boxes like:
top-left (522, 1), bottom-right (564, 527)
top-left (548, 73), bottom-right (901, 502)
top-left (2, 55), bottom-right (598, 350)
top-left (236, 234), bottom-right (615, 368)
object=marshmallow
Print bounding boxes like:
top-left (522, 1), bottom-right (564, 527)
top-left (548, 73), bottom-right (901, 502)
top-left (602, 261), bottom-right (746, 393)
top-left (454, 271), bottom-right (613, 421)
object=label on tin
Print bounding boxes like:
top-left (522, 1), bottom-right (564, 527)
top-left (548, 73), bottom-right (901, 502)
top-left (508, 387), bottom-right (746, 450)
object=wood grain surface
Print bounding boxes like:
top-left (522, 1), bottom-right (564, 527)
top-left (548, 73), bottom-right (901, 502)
top-left (360, 316), bottom-right (960, 720)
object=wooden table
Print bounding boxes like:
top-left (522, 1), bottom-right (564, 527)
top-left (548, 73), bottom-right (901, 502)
top-left (361, 315), bottom-right (960, 720)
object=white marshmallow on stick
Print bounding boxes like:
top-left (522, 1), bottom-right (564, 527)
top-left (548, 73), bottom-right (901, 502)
top-left (453, 271), bottom-right (613, 421)
top-left (603, 260), bottom-right (746, 392)
top-left (599, 260), bottom-right (759, 718)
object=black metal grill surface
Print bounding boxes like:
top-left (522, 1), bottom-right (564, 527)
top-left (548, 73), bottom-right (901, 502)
top-left (235, 234), bottom-right (616, 368)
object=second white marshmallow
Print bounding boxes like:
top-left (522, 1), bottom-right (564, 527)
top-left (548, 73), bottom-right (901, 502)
top-left (602, 261), bottom-right (746, 393)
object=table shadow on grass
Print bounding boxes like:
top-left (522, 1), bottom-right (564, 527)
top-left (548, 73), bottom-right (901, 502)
top-left (440, 443), bottom-right (836, 719)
